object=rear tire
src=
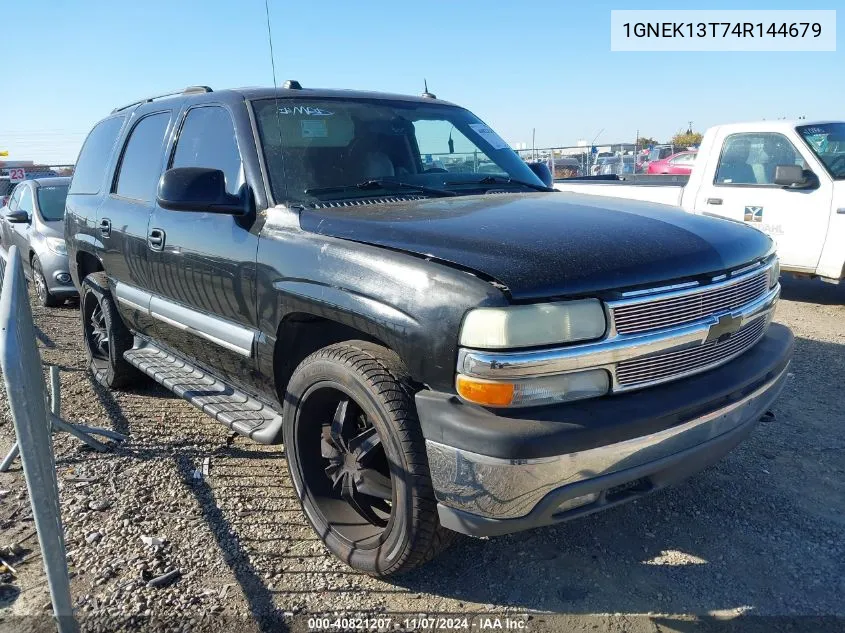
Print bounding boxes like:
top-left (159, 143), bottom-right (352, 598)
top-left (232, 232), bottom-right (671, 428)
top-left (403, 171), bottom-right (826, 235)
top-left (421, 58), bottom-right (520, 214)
top-left (282, 341), bottom-right (455, 576)
top-left (80, 272), bottom-right (141, 389)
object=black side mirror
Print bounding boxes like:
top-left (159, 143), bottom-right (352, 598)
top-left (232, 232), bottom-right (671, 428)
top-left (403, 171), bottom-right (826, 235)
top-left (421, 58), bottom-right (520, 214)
top-left (527, 161), bottom-right (553, 188)
top-left (156, 167), bottom-right (246, 214)
top-left (6, 210), bottom-right (29, 224)
top-left (774, 164), bottom-right (819, 190)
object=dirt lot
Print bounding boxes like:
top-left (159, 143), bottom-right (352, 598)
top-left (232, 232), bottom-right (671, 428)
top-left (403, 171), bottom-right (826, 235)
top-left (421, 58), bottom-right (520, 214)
top-left (1, 276), bottom-right (844, 633)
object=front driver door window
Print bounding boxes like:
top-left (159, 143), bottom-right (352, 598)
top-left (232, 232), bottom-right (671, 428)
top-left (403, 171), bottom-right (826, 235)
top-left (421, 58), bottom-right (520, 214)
top-left (146, 105), bottom-right (259, 392)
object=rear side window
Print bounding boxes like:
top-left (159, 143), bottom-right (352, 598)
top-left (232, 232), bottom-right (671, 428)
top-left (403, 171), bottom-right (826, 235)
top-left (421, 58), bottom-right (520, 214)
top-left (69, 116), bottom-right (125, 195)
top-left (171, 106), bottom-right (244, 196)
top-left (115, 112), bottom-right (171, 202)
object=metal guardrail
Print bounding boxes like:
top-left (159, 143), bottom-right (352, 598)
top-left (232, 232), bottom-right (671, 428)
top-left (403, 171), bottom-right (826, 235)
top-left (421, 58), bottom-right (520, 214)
top-left (0, 246), bottom-right (76, 632)
top-left (0, 246), bottom-right (127, 632)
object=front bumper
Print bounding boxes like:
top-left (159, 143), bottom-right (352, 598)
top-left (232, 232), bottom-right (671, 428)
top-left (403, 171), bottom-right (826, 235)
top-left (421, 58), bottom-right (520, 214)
top-left (34, 248), bottom-right (76, 297)
top-left (418, 323), bottom-right (793, 537)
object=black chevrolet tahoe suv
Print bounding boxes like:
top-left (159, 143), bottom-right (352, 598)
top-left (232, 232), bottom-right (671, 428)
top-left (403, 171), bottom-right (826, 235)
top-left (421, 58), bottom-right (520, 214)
top-left (65, 84), bottom-right (793, 576)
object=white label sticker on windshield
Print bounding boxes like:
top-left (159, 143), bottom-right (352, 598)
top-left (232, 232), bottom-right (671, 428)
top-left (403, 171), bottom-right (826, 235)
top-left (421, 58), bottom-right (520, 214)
top-left (279, 105), bottom-right (334, 116)
top-left (468, 123), bottom-right (510, 150)
top-left (301, 119), bottom-right (328, 138)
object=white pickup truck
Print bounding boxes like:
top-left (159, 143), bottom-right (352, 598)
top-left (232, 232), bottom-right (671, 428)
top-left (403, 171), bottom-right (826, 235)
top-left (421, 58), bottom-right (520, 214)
top-left (555, 121), bottom-right (845, 283)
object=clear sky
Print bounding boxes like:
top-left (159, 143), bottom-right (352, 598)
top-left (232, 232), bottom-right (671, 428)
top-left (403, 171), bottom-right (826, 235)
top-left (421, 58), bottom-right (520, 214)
top-left (1, 0), bottom-right (842, 164)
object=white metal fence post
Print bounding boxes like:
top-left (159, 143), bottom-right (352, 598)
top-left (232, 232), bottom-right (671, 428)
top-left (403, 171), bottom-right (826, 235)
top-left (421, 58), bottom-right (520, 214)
top-left (0, 246), bottom-right (78, 633)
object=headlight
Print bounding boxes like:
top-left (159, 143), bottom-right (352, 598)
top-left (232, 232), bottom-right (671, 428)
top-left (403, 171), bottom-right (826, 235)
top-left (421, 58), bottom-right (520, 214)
top-left (45, 237), bottom-right (67, 255)
top-left (459, 299), bottom-right (606, 349)
top-left (456, 369), bottom-right (610, 408)
top-left (768, 257), bottom-right (780, 288)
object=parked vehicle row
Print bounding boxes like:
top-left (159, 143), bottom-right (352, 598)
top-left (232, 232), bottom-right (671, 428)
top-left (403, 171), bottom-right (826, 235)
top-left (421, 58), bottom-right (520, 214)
top-left (0, 177), bottom-right (75, 306)
top-left (646, 150), bottom-right (697, 175)
top-left (555, 120), bottom-right (845, 285)
top-left (61, 84), bottom-right (792, 576)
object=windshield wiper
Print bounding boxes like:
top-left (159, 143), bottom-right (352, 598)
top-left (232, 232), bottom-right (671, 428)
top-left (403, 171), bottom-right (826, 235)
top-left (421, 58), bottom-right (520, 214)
top-left (446, 175), bottom-right (555, 192)
top-left (305, 179), bottom-right (456, 198)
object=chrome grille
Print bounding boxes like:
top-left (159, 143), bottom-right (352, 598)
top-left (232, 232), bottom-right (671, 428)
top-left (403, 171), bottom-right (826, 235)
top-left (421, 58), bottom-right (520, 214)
top-left (612, 269), bottom-right (769, 335)
top-left (616, 317), bottom-right (767, 388)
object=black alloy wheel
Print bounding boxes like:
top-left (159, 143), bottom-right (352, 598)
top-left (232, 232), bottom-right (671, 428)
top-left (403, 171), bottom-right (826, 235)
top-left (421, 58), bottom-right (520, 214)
top-left (283, 341), bottom-right (455, 576)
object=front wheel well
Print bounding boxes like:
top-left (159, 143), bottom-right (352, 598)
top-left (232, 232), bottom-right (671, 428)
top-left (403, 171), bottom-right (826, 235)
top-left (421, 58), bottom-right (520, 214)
top-left (273, 314), bottom-right (397, 401)
top-left (76, 251), bottom-right (104, 283)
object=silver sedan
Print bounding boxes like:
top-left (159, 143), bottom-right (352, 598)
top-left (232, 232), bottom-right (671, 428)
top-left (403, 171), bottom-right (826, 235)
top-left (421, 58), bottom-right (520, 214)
top-left (0, 177), bottom-right (76, 306)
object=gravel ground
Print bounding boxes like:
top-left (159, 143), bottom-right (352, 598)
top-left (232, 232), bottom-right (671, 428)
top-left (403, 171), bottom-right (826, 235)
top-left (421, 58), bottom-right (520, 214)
top-left (0, 275), bottom-right (843, 632)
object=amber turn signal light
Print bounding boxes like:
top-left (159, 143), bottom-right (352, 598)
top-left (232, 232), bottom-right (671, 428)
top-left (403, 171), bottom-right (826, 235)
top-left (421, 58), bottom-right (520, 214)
top-left (455, 375), bottom-right (515, 407)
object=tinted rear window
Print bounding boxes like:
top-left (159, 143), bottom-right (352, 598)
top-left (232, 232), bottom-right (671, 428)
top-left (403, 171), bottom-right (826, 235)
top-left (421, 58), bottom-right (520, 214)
top-left (36, 185), bottom-right (69, 221)
top-left (114, 112), bottom-right (170, 202)
top-left (70, 117), bottom-right (125, 195)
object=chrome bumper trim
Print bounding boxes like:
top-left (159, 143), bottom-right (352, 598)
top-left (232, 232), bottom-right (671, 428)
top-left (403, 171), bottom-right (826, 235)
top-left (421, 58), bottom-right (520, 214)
top-left (457, 284), bottom-right (779, 393)
top-left (427, 364), bottom-right (789, 520)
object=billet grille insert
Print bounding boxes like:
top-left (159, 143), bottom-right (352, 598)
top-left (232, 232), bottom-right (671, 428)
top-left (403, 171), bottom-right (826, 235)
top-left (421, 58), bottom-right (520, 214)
top-left (612, 269), bottom-right (769, 335)
top-left (616, 317), bottom-right (767, 388)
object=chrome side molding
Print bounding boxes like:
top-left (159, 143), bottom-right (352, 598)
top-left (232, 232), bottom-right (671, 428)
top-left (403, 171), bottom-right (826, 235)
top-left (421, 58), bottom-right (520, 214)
top-left (113, 281), bottom-right (255, 358)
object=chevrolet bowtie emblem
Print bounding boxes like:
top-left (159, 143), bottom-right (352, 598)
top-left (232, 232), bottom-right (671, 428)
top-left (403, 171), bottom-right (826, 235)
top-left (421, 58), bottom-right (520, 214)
top-left (706, 313), bottom-right (743, 343)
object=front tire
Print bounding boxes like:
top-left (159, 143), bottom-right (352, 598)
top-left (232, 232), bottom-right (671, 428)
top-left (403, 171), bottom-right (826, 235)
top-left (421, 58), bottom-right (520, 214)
top-left (80, 272), bottom-right (141, 389)
top-left (282, 341), bottom-right (455, 576)
top-left (32, 255), bottom-right (61, 307)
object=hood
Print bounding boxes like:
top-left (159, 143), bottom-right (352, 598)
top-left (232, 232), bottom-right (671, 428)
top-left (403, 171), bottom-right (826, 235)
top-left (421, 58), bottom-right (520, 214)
top-left (300, 192), bottom-right (773, 301)
top-left (38, 219), bottom-right (64, 238)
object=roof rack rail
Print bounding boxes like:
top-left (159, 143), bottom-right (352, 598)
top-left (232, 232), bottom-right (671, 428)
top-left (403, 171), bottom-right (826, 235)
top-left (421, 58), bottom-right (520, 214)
top-left (111, 85), bottom-right (214, 114)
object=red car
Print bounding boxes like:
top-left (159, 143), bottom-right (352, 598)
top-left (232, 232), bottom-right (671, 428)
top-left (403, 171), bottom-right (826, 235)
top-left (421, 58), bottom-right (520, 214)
top-left (646, 151), bottom-right (697, 175)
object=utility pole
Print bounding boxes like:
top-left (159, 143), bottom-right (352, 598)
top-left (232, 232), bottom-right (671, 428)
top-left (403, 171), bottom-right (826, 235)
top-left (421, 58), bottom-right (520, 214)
top-left (532, 128), bottom-right (536, 161)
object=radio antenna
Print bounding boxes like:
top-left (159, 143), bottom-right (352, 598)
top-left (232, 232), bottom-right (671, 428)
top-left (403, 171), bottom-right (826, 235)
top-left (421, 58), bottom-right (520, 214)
top-left (264, 0), bottom-right (287, 205)
top-left (265, 0), bottom-right (278, 91)
top-left (421, 79), bottom-right (437, 99)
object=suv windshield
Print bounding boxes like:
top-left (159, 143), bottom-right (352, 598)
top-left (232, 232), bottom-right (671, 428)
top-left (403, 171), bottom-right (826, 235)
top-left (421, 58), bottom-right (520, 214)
top-left (252, 98), bottom-right (543, 202)
top-left (797, 123), bottom-right (845, 180)
top-left (36, 184), bottom-right (69, 221)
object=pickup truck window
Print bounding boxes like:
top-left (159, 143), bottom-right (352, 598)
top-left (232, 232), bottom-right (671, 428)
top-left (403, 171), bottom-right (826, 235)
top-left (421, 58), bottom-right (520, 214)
top-left (252, 98), bottom-right (540, 203)
top-left (69, 116), bottom-right (125, 195)
top-left (171, 106), bottom-right (244, 196)
top-left (714, 132), bottom-right (804, 186)
top-left (114, 112), bottom-right (170, 202)
top-left (797, 123), bottom-right (845, 180)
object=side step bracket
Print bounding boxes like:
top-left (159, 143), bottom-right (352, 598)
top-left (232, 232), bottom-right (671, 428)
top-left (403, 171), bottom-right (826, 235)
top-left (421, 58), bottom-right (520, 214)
top-left (124, 342), bottom-right (283, 444)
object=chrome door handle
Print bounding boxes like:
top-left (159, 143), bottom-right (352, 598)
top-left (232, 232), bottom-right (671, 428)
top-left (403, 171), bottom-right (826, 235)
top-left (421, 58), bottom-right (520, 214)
top-left (706, 198), bottom-right (723, 205)
top-left (148, 228), bottom-right (165, 251)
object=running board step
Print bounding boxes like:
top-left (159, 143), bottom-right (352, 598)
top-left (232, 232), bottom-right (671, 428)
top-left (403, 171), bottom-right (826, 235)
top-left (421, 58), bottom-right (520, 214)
top-left (124, 343), bottom-right (282, 444)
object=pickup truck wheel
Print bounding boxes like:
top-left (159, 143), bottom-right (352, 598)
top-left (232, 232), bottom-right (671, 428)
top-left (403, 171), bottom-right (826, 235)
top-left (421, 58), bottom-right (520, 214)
top-left (80, 272), bottom-right (141, 390)
top-left (283, 341), bottom-right (455, 576)
top-left (32, 256), bottom-right (61, 307)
